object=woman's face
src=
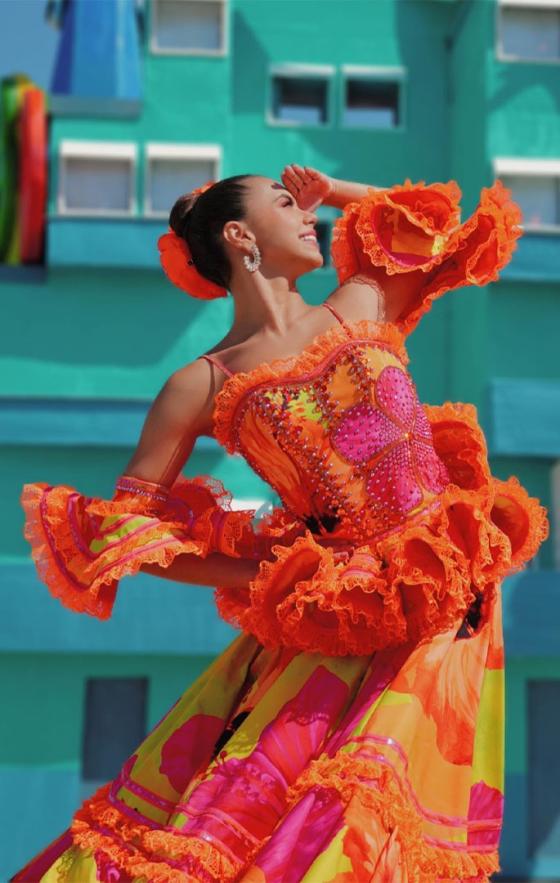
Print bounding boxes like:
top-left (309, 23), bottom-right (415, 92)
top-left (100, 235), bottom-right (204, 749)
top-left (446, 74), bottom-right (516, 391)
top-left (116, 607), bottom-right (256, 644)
top-left (231, 176), bottom-right (323, 278)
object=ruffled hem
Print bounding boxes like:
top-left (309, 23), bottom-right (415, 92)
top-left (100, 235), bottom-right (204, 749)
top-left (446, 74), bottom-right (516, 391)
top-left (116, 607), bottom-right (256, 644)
top-left (214, 402), bottom-right (549, 656)
top-left (212, 317), bottom-right (409, 454)
top-left (68, 782), bottom-right (245, 883)
top-left (61, 756), bottom-right (499, 883)
top-left (20, 473), bottom-right (261, 621)
top-left (330, 178), bottom-right (523, 335)
top-left (285, 750), bottom-right (501, 883)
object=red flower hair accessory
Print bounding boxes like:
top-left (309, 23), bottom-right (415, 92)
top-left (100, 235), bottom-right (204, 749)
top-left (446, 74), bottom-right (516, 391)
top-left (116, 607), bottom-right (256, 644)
top-left (157, 180), bottom-right (228, 300)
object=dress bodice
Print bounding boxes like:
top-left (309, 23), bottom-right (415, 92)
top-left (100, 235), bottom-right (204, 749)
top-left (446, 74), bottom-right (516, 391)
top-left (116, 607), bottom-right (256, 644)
top-left (210, 311), bottom-right (450, 544)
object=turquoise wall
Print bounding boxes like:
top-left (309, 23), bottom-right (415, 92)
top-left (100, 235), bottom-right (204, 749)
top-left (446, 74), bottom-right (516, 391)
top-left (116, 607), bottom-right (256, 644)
top-left (1, 0), bottom-right (559, 878)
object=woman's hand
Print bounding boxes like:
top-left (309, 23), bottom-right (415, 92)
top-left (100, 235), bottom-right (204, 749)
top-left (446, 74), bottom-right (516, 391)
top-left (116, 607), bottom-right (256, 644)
top-left (281, 164), bottom-right (335, 212)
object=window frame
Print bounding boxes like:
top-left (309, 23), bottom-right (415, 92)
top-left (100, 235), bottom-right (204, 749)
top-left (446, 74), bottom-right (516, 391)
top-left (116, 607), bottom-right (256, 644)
top-left (339, 64), bottom-right (407, 132)
top-left (57, 139), bottom-right (137, 218)
top-left (143, 142), bottom-right (222, 218)
top-left (493, 156), bottom-right (560, 233)
top-left (495, 0), bottom-right (560, 66)
top-left (266, 63), bottom-right (335, 129)
top-left (149, 0), bottom-right (228, 57)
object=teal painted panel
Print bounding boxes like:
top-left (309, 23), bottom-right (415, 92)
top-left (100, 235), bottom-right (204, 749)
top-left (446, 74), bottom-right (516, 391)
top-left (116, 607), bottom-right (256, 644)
top-left (0, 396), bottom-right (217, 449)
top-left (502, 571), bottom-right (560, 658)
top-left (487, 378), bottom-right (560, 457)
top-left (0, 766), bottom-right (79, 881)
top-left (48, 218), bottom-right (166, 268)
top-left (499, 233), bottom-right (560, 284)
top-left (0, 562), bottom-right (243, 655)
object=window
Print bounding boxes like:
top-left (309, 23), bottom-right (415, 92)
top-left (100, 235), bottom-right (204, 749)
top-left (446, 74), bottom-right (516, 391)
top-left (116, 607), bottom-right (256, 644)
top-left (493, 158), bottom-right (560, 230)
top-left (528, 680), bottom-right (560, 857)
top-left (341, 66), bottom-right (405, 130)
top-left (58, 140), bottom-right (136, 216)
top-left (269, 65), bottom-right (334, 127)
top-left (80, 677), bottom-right (148, 802)
top-left (150, 0), bottom-right (227, 55)
top-left (144, 143), bottom-right (221, 217)
top-left (498, 0), bottom-right (560, 63)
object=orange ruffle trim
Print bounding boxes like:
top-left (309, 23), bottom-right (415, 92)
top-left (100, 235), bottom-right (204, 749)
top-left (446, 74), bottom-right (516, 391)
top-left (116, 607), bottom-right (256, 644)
top-left (330, 178), bottom-right (523, 335)
top-left (215, 401), bottom-right (549, 656)
top-left (20, 473), bottom-right (262, 621)
top-left (285, 749), bottom-right (501, 883)
top-left (69, 782), bottom-right (244, 883)
top-left (64, 752), bottom-right (498, 883)
top-left (212, 317), bottom-right (409, 455)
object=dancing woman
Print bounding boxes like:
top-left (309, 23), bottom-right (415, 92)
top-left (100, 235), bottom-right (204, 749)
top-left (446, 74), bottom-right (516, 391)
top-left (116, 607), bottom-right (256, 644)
top-left (12, 165), bottom-right (548, 882)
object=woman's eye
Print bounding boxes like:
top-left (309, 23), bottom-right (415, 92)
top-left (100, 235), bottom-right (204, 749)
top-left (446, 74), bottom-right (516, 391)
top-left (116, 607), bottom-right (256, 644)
top-left (283, 198), bottom-right (294, 206)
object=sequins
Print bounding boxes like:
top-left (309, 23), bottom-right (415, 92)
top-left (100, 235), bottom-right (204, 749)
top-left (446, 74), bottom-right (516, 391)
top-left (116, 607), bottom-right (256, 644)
top-left (332, 401), bottom-right (402, 463)
top-left (231, 340), bottom-right (450, 538)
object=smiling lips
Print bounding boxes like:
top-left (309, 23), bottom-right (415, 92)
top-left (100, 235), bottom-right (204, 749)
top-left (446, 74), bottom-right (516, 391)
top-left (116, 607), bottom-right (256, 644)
top-left (300, 232), bottom-right (319, 247)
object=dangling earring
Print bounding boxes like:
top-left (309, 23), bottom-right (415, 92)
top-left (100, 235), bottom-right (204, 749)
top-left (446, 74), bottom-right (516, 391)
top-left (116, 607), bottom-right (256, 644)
top-left (243, 243), bottom-right (261, 273)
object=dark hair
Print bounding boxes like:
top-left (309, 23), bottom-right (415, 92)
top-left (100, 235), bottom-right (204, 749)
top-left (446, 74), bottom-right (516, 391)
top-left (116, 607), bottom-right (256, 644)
top-left (168, 174), bottom-right (257, 290)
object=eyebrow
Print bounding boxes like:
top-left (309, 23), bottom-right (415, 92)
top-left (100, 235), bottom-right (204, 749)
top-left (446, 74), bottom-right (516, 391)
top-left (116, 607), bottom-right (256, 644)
top-left (272, 187), bottom-right (293, 201)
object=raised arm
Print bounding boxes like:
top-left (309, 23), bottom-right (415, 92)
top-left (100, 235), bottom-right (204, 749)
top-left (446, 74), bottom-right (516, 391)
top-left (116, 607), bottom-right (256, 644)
top-left (282, 164), bottom-right (523, 335)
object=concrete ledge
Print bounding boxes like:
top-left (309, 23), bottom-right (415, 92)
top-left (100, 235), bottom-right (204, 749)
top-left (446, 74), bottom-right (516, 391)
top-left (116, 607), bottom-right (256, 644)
top-left (0, 561), bottom-right (240, 655)
top-left (0, 396), bottom-right (218, 449)
top-left (487, 378), bottom-right (560, 458)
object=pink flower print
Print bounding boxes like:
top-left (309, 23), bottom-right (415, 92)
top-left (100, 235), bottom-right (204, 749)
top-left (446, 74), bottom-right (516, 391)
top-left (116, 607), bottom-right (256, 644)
top-left (159, 714), bottom-right (225, 794)
top-left (332, 365), bottom-right (449, 514)
top-left (467, 780), bottom-right (504, 846)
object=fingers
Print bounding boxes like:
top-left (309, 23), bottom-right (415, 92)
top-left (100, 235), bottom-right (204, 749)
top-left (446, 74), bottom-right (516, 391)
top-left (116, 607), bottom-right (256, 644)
top-left (281, 166), bottom-right (301, 192)
top-left (283, 163), bottom-right (308, 188)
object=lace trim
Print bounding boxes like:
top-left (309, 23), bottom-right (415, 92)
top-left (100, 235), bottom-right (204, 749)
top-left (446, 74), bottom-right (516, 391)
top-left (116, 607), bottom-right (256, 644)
top-left (424, 401), bottom-right (491, 490)
top-left (490, 474), bottom-right (550, 572)
top-left (212, 318), bottom-right (409, 454)
top-left (284, 750), bottom-right (501, 883)
top-left (330, 179), bottom-right (523, 336)
top-left (65, 783), bottom-right (255, 883)
top-left (426, 401), bottom-right (549, 568)
top-left (20, 473), bottom-right (259, 621)
top-left (214, 473), bottom-right (548, 656)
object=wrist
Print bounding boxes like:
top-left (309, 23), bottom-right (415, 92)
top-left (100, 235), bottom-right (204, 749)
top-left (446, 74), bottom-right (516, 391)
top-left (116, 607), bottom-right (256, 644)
top-left (323, 176), bottom-right (342, 207)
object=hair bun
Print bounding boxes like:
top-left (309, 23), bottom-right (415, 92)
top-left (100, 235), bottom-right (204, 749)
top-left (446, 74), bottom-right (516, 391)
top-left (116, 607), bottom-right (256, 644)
top-left (169, 192), bottom-right (198, 239)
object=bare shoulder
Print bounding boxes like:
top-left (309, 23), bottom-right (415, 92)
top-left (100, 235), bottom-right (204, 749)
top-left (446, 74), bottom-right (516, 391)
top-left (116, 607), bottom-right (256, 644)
top-left (325, 271), bottom-right (387, 323)
top-left (162, 357), bottom-right (218, 435)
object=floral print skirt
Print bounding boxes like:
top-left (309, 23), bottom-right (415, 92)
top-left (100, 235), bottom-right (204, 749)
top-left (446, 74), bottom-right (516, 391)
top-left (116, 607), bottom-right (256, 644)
top-left (11, 578), bottom-right (504, 883)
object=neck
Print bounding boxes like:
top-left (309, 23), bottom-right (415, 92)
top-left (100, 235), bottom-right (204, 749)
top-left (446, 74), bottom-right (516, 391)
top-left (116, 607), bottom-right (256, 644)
top-left (229, 270), bottom-right (310, 336)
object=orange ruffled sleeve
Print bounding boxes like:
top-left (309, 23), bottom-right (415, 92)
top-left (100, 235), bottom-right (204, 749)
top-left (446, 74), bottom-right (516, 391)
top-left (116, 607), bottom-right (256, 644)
top-left (20, 473), bottom-right (269, 621)
top-left (214, 403), bottom-right (549, 657)
top-left (330, 178), bottom-right (523, 336)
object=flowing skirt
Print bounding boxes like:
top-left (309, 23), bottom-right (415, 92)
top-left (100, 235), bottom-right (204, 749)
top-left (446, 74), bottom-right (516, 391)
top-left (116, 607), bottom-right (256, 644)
top-left (11, 583), bottom-right (504, 883)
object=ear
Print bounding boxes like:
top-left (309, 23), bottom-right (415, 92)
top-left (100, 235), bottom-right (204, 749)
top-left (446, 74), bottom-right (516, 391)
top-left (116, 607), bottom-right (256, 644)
top-left (222, 220), bottom-right (255, 252)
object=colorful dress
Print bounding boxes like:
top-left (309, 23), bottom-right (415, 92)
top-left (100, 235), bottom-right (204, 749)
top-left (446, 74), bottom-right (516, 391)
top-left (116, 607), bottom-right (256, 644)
top-left (13, 180), bottom-right (548, 883)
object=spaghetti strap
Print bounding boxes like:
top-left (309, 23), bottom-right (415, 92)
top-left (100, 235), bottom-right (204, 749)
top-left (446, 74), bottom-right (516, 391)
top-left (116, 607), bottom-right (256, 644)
top-left (199, 352), bottom-right (234, 379)
top-left (321, 300), bottom-right (352, 335)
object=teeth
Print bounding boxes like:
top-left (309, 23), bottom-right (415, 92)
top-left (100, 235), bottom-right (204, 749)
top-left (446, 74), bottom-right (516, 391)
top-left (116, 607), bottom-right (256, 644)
top-left (302, 235), bottom-right (316, 241)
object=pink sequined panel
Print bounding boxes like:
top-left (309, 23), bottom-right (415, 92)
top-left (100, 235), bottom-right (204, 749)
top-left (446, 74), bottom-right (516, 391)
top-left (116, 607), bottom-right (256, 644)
top-left (331, 401), bottom-right (402, 464)
top-left (332, 364), bottom-right (449, 515)
top-left (367, 442), bottom-right (423, 513)
top-left (375, 364), bottom-right (416, 429)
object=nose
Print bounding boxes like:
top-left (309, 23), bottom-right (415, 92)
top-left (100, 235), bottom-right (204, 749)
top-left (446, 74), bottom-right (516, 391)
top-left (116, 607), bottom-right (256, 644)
top-left (303, 208), bottom-right (318, 226)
